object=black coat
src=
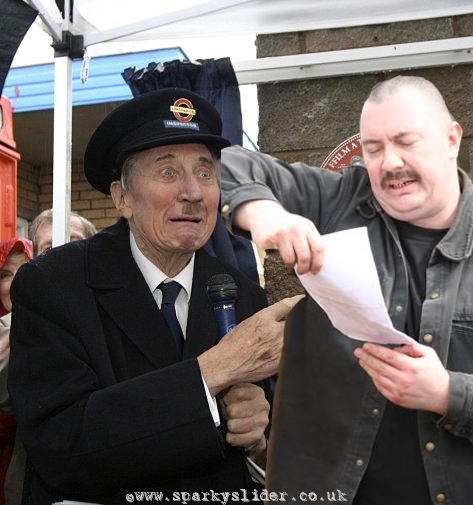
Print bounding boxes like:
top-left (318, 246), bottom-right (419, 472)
top-left (9, 218), bottom-right (268, 505)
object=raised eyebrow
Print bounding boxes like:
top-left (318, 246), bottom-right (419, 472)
top-left (153, 153), bottom-right (176, 163)
top-left (152, 154), bottom-right (215, 165)
top-left (197, 155), bottom-right (216, 165)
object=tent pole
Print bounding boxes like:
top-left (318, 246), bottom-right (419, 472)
top-left (51, 54), bottom-right (72, 248)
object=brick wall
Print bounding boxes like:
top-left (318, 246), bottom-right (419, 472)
top-left (17, 160), bottom-right (119, 232)
top-left (17, 159), bottom-right (38, 222)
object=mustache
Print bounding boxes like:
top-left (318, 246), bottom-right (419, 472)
top-left (381, 170), bottom-right (418, 186)
top-left (181, 203), bottom-right (203, 215)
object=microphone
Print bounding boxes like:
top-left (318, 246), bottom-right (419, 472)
top-left (207, 273), bottom-right (238, 339)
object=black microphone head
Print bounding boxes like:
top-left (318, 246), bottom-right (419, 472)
top-left (207, 273), bottom-right (238, 303)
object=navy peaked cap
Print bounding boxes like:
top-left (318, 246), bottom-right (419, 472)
top-left (84, 88), bottom-right (231, 194)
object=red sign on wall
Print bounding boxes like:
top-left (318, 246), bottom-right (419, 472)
top-left (321, 133), bottom-right (363, 172)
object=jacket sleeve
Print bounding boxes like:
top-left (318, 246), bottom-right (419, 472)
top-left (8, 262), bottom-right (228, 494)
top-left (439, 371), bottom-right (473, 444)
top-left (220, 145), bottom-right (358, 232)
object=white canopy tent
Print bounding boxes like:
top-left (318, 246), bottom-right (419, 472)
top-left (18, 0), bottom-right (473, 245)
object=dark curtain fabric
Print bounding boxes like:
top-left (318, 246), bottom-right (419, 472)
top-left (0, 0), bottom-right (37, 96)
top-left (122, 58), bottom-right (259, 284)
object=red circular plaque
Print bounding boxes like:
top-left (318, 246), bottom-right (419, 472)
top-left (321, 133), bottom-right (363, 171)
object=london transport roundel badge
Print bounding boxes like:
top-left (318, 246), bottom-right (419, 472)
top-left (170, 98), bottom-right (196, 123)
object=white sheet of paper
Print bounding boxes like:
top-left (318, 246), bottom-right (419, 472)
top-left (297, 227), bottom-right (416, 345)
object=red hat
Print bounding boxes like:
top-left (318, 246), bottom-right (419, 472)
top-left (0, 237), bottom-right (33, 316)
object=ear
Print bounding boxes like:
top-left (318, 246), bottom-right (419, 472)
top-left (448, 121), bottom-right (463, 160)
top-left (110, 181), bottom-right (132, 219)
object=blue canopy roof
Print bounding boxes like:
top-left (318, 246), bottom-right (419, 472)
top-left (3, 47), bottom-right (186, 113)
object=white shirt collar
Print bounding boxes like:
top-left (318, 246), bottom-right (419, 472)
top-left (129, 231), bottom-right (194, 302)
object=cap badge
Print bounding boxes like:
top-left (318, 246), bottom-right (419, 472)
top-left (170, 98), bottom-right (196, 123)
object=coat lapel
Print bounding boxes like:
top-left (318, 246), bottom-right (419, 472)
top-left (86, 219), bottom-right (181, 368)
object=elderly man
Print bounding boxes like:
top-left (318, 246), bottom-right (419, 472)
top-left (9, 88), bottom-right (298, 504)
top-left (29, 208), bottom-right (97, 256)
top-left (220, 75), bottom-right (473, 505)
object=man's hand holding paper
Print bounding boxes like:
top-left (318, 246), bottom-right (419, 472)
top-left (296, 227), bottom-right (416, 346)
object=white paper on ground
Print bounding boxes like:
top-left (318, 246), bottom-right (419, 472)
top-left (297, 227), bottom-right (416, 345)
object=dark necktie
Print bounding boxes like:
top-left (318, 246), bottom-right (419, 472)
top-left (159, 281), bottom-right (184, 356)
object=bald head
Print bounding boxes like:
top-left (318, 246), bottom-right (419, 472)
top-left (364, 75), bottom-right (453, 123)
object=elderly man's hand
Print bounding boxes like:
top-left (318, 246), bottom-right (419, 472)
top-left (219, 383), bottom-right (269, 462)
top-left (198, 294), bottom-right (303, 396)
top-left (234, 200), bottom-right (324, 275)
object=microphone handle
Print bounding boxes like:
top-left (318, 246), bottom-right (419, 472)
top-left (213, 300), bottom-right (236, 339)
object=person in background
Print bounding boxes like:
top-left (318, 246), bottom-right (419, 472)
top-left (0, 210), bottom-right (94, 503)
top-left (220, 75), bottom-right (473, 504)
top-left (0, 237), bottom-right (33, 505)
top-left (8, 88), bottom-right (299, 504)
top-left (29, 208), bottom-right (97, 256)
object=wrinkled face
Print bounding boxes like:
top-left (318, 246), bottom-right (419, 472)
top-left (360, 87), bottom-right (462, 228)
top-left (113, 143), bottom-right (220, 257)
top-left (36, 216), bottom-right (89, 255)
top-left (0, 250), bottom-right (28, 313)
